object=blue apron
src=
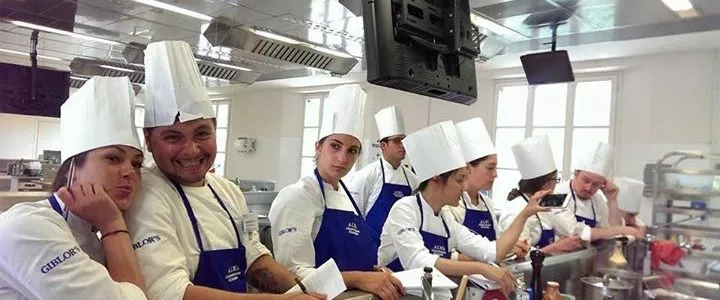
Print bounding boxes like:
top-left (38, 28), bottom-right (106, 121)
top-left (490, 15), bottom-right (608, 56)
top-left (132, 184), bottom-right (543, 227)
top-left (570, 181), bottom-right (597, 228)
top-left (48, 195), bottom-right (66, 218)
top-left (461, 193), bottom-right (497, 241)
top-left (173, 181), bottom-right (248, 293)
top-left (365, 160), bottom-right (412, 240)
top-left (312, 169), bottom-right (378, 272)
top-left (387, 194), bottom-right (451, 272)
top-left (520, 194), bottom-right (555, 248)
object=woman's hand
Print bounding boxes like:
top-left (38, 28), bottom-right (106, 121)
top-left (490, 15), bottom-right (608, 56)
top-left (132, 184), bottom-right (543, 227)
top-left (522, 189), bottom-right (552, 217)
top-left (482, 266), bottom-right (516, 296)
top-left (512, 240), bottom-right (530, 259)
top-left (58, 183), bottom-right (125, 233)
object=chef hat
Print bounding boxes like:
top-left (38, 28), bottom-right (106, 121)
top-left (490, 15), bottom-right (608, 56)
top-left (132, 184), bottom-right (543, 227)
top-left (61, 76), bottom-right (141, 163)
top-left (455, 117), bottom-right (496, 163)
top-left (615, 177), bottom-right (645, 213)
top-left (143, 40), bottom-right (215, 127)
top-left (403, 121), bottom-right (466, 183)
top-left (512, 135), bottom-right (556, 180)
top-left (374, 105), bottom-right (405, 140)
top-left (577, 143), bottom-right (614, 179)
top-left (318, 84), bottom-right (366, 142)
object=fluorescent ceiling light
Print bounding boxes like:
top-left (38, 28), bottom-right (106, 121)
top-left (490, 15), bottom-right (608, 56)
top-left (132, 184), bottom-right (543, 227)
top-left (661, 0), bottom-right (693, 11)
top-left (131, 0), bottom-right (212, 21)
top-left (99, 64), bottom-right (138, 73)
top-left (213, 62), bottom-right (253, 72)
top-left (0, 48), bottom-right (63, 61)
top-left (70, 75), bottom-right (89, 81)
top-left (470, 13), bottom-right (526, 41)
top-left (10, 20), bottom-right (121, 45)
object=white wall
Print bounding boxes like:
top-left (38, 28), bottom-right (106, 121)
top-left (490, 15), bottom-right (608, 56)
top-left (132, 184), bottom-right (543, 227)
top-left (0, 113), bottom-right (61, 160)
top-left (224, 49), bottom-right (717, 191)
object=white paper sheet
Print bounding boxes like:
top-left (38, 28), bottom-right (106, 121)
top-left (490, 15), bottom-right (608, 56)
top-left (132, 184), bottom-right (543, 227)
top-left (391, 267), bottom-right (458, 290)
top-left (285, 259), bottom-right (346, 299)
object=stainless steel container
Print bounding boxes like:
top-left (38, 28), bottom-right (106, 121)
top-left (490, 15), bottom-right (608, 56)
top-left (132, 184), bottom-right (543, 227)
top-left (580, 275), bottom-right (633, 300)
top-left (598, 268), bottom-right (643, 299)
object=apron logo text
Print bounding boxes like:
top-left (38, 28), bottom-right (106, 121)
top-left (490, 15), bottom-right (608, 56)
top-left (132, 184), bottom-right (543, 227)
top-left (345, 222), bottom-right (360, 236)
top-left (225, 264), bottom-right (243, 283)
top-left (430, 245), bottom-right (447, 256)
top-left (393, 190), bottom-right (405, 198)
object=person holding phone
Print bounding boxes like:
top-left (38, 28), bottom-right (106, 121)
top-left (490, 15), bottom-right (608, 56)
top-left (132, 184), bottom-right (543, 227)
top-left (377, 121), bottom-right (547, 297)
top-left (553, 143), bottom-right (645, 242)
top-left (448, 117), bottom-right (530, 259)
top-left (499, 136), bottom-right (584, 255)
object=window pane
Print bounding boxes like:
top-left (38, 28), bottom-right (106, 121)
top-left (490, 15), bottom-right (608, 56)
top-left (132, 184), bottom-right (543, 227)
top-left (533, 83), bottom-right (567, 126)
top-left (531, 128), bottom-right (565, 172)
top-left (302, 128), bottom-right (319, 156)
top-left (304, 98), bottom-right (321, 127)
top-left (216, 128), bottom-right (228, 152)
top-left (574, 81), bottom-right (612, 126)
top-left (217, 103), bottom-right (229, 128)
top-left (134, 107), bottom-right (144, 127)
top-left (570, 128), bottom-right (610, 171)
top-left (213, 152), bottom-right (225, 177)
top-left (136, 128), bottom-right (145, 148)
top-left (301, 157), bottom-right (315, 177)
top-left (491, 169), bottom-right (522, 210)
top-left (495, 128), bottom-right (526, 169)
top-left (496, 86), bottom-right (528, 126)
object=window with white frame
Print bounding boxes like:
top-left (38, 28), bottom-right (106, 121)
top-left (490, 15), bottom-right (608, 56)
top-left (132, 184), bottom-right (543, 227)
top-left (133, 101), bottom-right (230, 177)
top-left (491, 76), bottom-right (616, 209)
top-left (300, 93), bottom-right (327, 178)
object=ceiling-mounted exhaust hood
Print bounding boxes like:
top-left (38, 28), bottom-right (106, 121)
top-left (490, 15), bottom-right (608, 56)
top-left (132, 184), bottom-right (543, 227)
top-left (70, 55), bottom-right (261, 86)
top-left (202, 20), bottom-right (359, 75)
top-left (120, 42), bottom-right (262, 85)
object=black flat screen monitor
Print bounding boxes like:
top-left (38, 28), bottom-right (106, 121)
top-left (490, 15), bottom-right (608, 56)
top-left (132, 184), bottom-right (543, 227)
top-left (520, 50), bottom-right (575, 85)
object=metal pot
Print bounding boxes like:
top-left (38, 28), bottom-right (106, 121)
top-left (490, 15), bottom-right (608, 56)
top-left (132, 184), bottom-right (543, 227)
top-left (581, 274), bottom-right (633, 300)
top-left (598, 268), bottom-right (644, 299)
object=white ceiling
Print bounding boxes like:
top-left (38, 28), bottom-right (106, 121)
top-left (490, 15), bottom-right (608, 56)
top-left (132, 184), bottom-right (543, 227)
top-left (1, 0), bottom-right (720, 90)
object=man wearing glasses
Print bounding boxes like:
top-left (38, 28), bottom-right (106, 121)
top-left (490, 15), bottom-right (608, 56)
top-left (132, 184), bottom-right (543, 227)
top-left (346, 106), bottom-right (419, 241)
top-left (555, 143), bottom-right (645, 242)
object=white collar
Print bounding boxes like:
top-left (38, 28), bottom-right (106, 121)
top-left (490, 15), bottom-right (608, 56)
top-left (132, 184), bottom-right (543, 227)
top-left (52, 193), bottom-right (97, 234)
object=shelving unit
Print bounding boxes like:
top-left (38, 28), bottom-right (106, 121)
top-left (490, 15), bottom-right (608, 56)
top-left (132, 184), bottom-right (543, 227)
top-left (646, 151), bottom-right (720, 262)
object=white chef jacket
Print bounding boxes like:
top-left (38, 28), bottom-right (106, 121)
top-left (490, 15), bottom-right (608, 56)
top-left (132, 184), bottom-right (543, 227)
top-left (447, 191), bottom-right (498, 234)
top-left (268, 175), bottom-right (361, 279)
top-left (345, 158), bottom-right (419, 215)
top-left (377, 193), bottom-right (497, 269)
top-left (498, 196), bottom-right (569, 247)
top-left (553, 181), bottom-right (610, 242)
top-left (0, 197), bottom-right (145, 300)
top-left (125, 165), bottom-right (270, 300)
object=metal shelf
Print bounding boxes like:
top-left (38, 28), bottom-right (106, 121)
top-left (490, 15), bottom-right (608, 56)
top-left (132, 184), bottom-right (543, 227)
top-left (652, 226), bottom-right (720, 240)
top-left (661, 168), bottom-right (720, 176)
top-left (653, 206), bottom-right (720, 218)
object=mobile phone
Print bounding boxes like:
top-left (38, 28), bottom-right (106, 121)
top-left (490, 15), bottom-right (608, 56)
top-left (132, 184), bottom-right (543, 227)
top-left (539, 193), bottom-right (567, 208)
